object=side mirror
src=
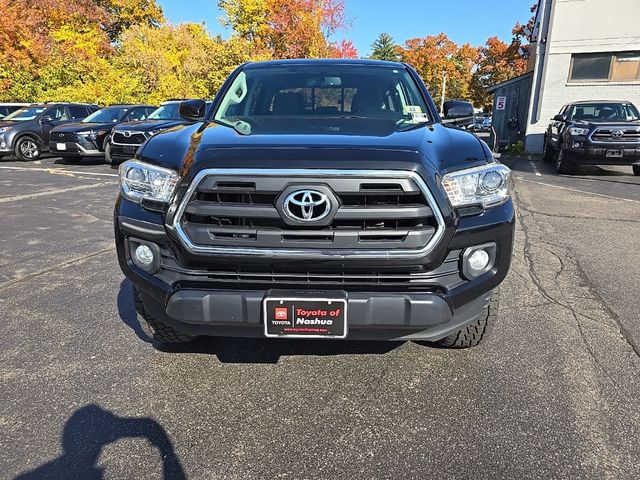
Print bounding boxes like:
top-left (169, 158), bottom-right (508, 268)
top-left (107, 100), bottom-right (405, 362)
top-left (40, 115), bottom-right (54, 124)
top-left (179, 100), bottom-right (206, 121)
top-left (553, 114), bottom-right (565, 122)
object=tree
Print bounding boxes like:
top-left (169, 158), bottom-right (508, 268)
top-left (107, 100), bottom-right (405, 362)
top-left (401, 33), bottom-right (478, 102)
top-left (218, 0), bottom-right (352, 59)
top-left (99, 0), bottom-right (165, 42)
top-left (469, 36), bottom-right (528, 109)
top-left (370, 33), bottom-right (400, 61)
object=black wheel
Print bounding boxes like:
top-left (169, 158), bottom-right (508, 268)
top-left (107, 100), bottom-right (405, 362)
top-left (435, 290), bottom-right (499, 349)
top-left (15, 136), bottom-right (41, 161)
top-left (555, 148), bottom-right (577, 175)
top-left (633, 166), bottom-right (640, 176)
top-left (133, 286), bottom-right (197, 344)
top-left (542, 136), bottom-right (555, 163)
top-left (62, 156), bottom-right (82, 164)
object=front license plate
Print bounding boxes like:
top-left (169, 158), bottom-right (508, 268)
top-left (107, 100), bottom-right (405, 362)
top-left (606, 149), bottom-right (623, 158)
top-left (56, 143), bottom-right (66, 151)
top-left (263, 297), bottom-right (347, 339)
top-left (123, 146), bottom-right (137, 154)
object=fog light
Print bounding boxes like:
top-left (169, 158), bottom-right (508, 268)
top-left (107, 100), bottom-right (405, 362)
top-left (468, 249), bottom-right (490, 271)
top-left (134, 244), bottom-right (154, 266)
top-left (572, 142), bottom-right (582, 149)
top-left (0, 142), bottom-right (6, 149)
top-left (462, 242), bottom-right (497, 279)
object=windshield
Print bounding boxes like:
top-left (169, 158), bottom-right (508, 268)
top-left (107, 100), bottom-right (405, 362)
top-left (4, 106), bottom-right (46, 121)
top-left (213, 64), bottom-right (431, 135)
top-left (83, 107), bottom-right (126, 123)
top-left (570, 103), bottom-right (640, 122)
top-left (147, 103), bottom-right (181, 120)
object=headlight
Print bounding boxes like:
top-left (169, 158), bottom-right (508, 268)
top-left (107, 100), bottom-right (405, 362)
top-left (568, 127), bottom-right (590, 136)
top-left (441, 163), bottom-right (511, 209)
top-left (0, 126), bottom-right (12, 134)
top-left (147, 129), bottom-right (161, 137)
top-left (119, 160), bottom-right (180, 203)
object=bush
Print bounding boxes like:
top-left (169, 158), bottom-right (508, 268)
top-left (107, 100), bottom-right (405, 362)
top-left (503, 140), bottom-right (525, 155)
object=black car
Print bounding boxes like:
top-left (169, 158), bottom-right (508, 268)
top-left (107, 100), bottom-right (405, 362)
top-left (114, 59), bottom-right (514, 349)
top-left (108, 100), bottom-right (210, 165)
top-left (0, 103), bottom-right (98, 161)
top-left (49, 104), bottom-right (156, 164)
top-left (543, 100), bottom-right (640, 175)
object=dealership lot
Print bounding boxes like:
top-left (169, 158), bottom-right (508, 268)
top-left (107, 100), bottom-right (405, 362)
top-left (1, 156), bottom-right (639, 479)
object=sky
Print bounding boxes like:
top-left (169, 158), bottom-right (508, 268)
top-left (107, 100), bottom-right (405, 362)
top-left (157, 0), bottom-right (535, 55)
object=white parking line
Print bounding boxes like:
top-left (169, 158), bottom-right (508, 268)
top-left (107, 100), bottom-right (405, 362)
top-left (529, 160), bottom-right (542, 176)
top-left (0, 183), bottom-right (111, 203)
top-left (521, 179), bottom-right (640, 204)
top-left (0, 165), bottom-right (118, 177)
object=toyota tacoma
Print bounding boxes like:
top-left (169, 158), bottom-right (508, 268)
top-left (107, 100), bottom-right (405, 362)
top-left (115, 59), bottom-right (514, 348)
top-left (543, 100), bottom-right (640, 175)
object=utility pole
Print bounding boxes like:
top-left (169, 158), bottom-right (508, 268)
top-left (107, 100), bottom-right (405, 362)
top-left (440, 69), bottom-right (447, 115)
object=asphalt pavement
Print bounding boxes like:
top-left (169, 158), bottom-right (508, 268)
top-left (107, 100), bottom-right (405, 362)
top-left (0, 154), bottom-right (639, 479)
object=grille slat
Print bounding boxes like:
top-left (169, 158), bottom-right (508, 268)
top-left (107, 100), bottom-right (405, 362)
top-left (177, 172), bottom-right (442, 253)
top-left (591, 128), bottom-right (640, 143)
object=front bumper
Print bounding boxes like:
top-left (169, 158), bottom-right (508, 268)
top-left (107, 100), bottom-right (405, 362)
top-left (49, 141), bottom-right (103, 157)
top-left (115, 197), bottom-right (515, 341)
top-left (567, 142), bottom-right (640, 165)
top-left (110, 143), bottom-right (141, 161)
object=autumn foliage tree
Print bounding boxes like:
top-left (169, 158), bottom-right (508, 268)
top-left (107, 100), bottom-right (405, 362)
top-left (218, 0), bottom-right (356, 59)
top-left (401, 33), bottom-right (479, 102)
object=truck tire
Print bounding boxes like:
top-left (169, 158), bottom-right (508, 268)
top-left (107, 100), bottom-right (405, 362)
top-left (633, 165), bottom-right (640, 176)
top-left (555, 148), bottom-right (577, 175)
top-left (15, 135), bottom-right (41, 161)
top-left (133, 286), bottom-right (197, 344)
top-left (435, 290), bottom-right (499, 349)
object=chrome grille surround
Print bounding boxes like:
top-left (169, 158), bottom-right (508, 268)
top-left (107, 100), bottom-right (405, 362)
top-left (170, 169), bottom-right (446, 260)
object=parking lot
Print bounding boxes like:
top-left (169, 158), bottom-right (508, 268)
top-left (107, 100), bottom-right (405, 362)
top-left (1, 154), bottom-right (639, 479)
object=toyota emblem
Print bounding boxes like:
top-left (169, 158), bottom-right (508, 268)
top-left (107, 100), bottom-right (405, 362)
top-left (612, 129), bottom-right (624, 138)
top-left (123, 131), bottom-right (132, 137)
top-left (283, 190), bottom-right (331, 222)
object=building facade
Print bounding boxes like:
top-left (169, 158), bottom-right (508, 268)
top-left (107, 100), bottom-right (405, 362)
top-left (524, 0), bottom-right (640, 153)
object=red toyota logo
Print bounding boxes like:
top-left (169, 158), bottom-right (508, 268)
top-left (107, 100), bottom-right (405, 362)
top-left (275, 307), bottom-right (288, 320)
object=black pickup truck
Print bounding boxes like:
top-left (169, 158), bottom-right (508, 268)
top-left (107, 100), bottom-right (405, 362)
top-left (115, 59), bottom-right (514, 348)
top-left (543, 100), bottom-right (640, 175)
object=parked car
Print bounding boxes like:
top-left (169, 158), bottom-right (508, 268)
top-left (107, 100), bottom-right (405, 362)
top-left (543, 100), bottom-right (640, 175)
top-left (0, 103), bottom-right (29, 120)
top-left (107, 99), bottom-right (210, 165)
top-left (480, 116), bottom-right (492, 132)
top-left (49, 104), bottom-right (156, 164)
top-left (0, 103), bottom-right (99, 161)
top-left (115, 59), bottom-right (514, 349)
top-left (442, 100), bottom-right (475, 129)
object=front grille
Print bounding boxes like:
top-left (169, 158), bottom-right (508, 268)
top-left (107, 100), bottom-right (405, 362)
top-left (174, 170), bottom-right (444, 256)
top-left (50, 131), bottom-right (77, 142)
top-left (591, 128), bottom-right (640, 143)
top-left (112, 131), bottom-right (147, 145)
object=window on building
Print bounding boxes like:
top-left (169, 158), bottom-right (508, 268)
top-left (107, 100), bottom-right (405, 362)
top-left (569, 52), bottom-right (640, 82)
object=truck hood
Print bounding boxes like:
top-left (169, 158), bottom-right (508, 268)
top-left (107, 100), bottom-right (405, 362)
top-left (139, 120), bottom-right (492, 174)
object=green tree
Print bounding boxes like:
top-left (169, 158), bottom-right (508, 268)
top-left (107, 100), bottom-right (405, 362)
top-left (370, 33), bottom-right (400, 61)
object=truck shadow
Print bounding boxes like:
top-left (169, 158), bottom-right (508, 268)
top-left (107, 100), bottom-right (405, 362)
top-left (14, 404), bottom-right (185, 480)
top-left (117, 279), bottom-right (403, 363)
